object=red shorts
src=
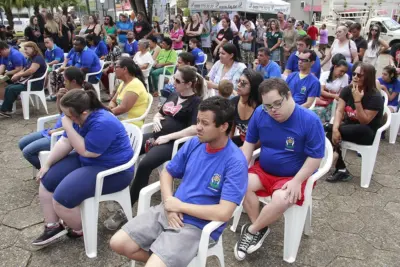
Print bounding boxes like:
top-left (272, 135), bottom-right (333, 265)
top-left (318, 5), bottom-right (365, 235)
top-left (249, 162), bottom-right (312, 206)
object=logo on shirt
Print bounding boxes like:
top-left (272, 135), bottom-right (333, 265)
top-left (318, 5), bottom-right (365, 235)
top-left (135, 26), bottom-right (143, 33)
top-left (300, 86), bottom-right (307, 94)
top-left (285, 137), bottom-right (295, 151)
top-left (162, 101), bottom-right (183, 116)
top-left (208, 173), bottom-right (222, 192)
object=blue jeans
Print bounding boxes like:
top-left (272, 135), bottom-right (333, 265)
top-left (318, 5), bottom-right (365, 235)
top-left (18, 131), bottom-right (51, 169)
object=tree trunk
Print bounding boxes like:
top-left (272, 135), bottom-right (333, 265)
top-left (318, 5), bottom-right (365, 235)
top-left (34, 4), bottom-right (40, 15)
top-left (134, 0), bottom-right (150, 21)
top-left (4, 6), bottom-right (14, 28)
top-left (86, 0), bottom-right (90, 14)
top-left (147, 0), bottom-right (153, 23)
top-left (62, 5), bottom-right (68, 16)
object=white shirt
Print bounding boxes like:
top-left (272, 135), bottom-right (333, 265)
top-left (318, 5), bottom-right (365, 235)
top-left (319, 71), bottom-right (349, 93)
top-left (364, 40), bottom-right (380, 58)
top-left (133, 51), bottom-right (154, 77)
top-left (330, 39), bottom-right (357, 64)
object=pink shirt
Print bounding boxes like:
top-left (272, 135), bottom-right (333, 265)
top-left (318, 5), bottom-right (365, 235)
top-left (170, 28), bottom-right (184, 50)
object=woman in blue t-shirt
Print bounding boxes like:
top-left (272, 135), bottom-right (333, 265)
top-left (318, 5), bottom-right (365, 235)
top-left (0, 41), bottom-right (47, 118)
top-left (86, 34), bottom-right (108, 60)
top-left (32, 89), bottom-right (134, 246)
top-left (378, 65), bottom-right (400, 112)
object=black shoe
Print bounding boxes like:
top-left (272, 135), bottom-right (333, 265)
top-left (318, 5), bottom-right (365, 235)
top-left (0, 111), bottom-right (11, 118)
top-left (66, 228), bottom-right (83, 239)
top-left (247, 226), bottom-right (270, 254)
top-left (326, 170), bottom-right (352, 183)
top-left (234, 224), bottom-right (254, 261)
top-left (32, 224), bottom-right (68, 246)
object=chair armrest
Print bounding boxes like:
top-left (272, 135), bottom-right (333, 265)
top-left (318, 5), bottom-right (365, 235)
top-left (249, 148), bottom-right (261, 167)
top-left (38, 151), bottom-right (50, 167)
top-left (50, 131), bottom-right (64, 149)
top-left (37, 114), bottom-right (61, 131)
top-left (172, 136), bottom-right (193, 158)
top-left (141, 123), bottom-right (154, 135)
top-left (138, 181), bottom-right (161, 215)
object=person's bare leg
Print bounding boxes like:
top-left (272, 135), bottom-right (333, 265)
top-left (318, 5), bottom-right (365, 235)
top-left (39, 183), bottom-right (59, 223)
top-left (145, 254), bottom-right (167, 267)
top-left (0, 82), bottom-right (6, 101)
top-left (110, 230), bottom-right (150, 262)
top-left (243, 173), bottom-right (264, 223)
top-left (53, 200), bottom-right (82, 230)
top-left (248, 189), bottom-right (292, 233)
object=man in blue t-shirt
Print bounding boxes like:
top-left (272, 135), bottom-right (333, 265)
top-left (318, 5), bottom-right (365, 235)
top-left (189, 38), bottom-right (205, 65)
top-left (123, 31), bottom-right (138, 56)
top-left (0, 41), bottom-right (27, 77)
top-left (110, 97), bottom-right (248, 267)
top-left (71, 36), bottom-right (101, 83)
top-left (283, 35), bottom-right (321, 79)
top-left (254, 47), bottom-right (281, 80)
top-left (44, 36), bottom-right (65, 71)
top-left (116, 14), bottom-right (133, 46)
top-left (286, 49), bottom-right (321, 108)
top-left (234, 78), bottom-right (325, 261)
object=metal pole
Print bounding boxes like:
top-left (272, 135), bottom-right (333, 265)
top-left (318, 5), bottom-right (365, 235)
top-left (310, 0), bottom-right (314, 23)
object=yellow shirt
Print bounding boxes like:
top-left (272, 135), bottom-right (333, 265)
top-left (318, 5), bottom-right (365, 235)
top-left (116, 78), bottom-right (149, 127)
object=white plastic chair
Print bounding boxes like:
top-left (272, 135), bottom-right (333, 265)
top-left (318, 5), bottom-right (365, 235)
top-left (195, 54), bottom-right (208, 73)
top-left (389, 94), bottom-right (400, 144)
top-left (121, 93), bottom-right (153, 124)
top-left (157, 64), bottom-right (176, 95)
top-left (380, 89), bottom-right (388, 107)
top-left (39, 123), bottom-right (143, 258)
top-left (308, 97), bottom-right (317, 110)
top-left (341, 106), bottom-right (392, 188)
top-left (230, 137), bottom-right (333, 263)
top-left (85, 60), bottom-right (105, 100)
top-left (142, 63), bottom-right (153, 92)
top-left (20, 66), bottom-right (49, 120)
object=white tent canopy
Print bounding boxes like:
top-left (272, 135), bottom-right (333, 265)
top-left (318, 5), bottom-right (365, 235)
top-left (188, 0), bottom-right (290, 15)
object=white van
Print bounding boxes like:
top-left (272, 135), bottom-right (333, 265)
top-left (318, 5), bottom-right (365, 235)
top-left (2, 18), bottom-right (29, 37)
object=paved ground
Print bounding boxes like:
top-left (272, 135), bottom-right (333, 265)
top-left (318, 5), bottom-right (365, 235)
top-left (0, 54), bottom-right (400, 267)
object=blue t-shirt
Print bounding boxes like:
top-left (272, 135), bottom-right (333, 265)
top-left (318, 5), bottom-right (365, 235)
top-left (378, 77), bottom-right (400, 107)
top-left (124, 40), bottom-right (138, 56)
top-left (73, 47), bottom-right (101, 79)
top-left (347, 62), bottom-right (353, 83)
top-left (91, 41), bottom-right (108, 58)
top-left (45, 45), bottom-right (64, 64)
top-left (116, 21), bottom-right (133, 43)
top-left (191, 47), bottom-right (205, 65)
top-left (63, 109), bottom-right (133, 169)
top-left (287, 72), bottom-right (321, 105)
top-left (246, 105), bottom-right (325, 177)
top-left (285, 51), bottom-right (321, 79)
top-left (41, 114), bottom-right (64, 140)
top-left (66, 48), bottom-right (76, 67)
top-left (0, 47), bottom-right (27, 71)
top-left (256, 61), bottom-right (282, 80)
top-left (167, 137), bottom-right (248, 241)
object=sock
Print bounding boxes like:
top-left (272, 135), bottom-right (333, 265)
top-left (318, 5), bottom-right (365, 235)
top-left (46, 222), bottom-right (60, 228)
top-left (338, 168), bottom-right (347, 173)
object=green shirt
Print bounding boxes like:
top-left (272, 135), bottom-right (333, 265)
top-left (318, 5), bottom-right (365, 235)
top-left (297, 29), bottom-right (307, 36)
top-left (266, 31), bottom-right (282, 49)
top-left (156, 49), bottom-right (177, 65)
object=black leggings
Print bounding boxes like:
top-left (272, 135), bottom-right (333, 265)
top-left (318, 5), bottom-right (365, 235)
top-left (129, 133), bottom-right (175, 206)
top-left (326, 124), bottom-right (375, 170)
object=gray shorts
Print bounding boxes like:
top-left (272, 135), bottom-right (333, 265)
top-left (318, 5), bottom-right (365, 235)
top-left (122, 204), bottom-right (202, 267)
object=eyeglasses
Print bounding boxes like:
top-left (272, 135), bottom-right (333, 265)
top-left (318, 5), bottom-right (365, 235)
top-left (298, 58), bottom-right (311, 63)
top-left (262, 97), bottom-right (285, 111)
top-left (371, 29), bottom-right (378, 32)
top-left (287, 21), bottom-right (293, 23)
top-left (174, 77), bottom-right (186, 84)
top-left (237, 79), bottom-right (249, 88)
top-left (352, 72), bottom-right (364, 78)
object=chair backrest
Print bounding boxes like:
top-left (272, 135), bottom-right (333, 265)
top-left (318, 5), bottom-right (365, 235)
top-left (122, 123), bottom-right (143, 164)
top-left (27, 65), bottom-right (49, 92)
top-left (372, 105), bottom-right (392, 146)
top-left (380, 90), bottom-right (388, 107)
top-left (309, 97), bottom-right (317, 110)
top-left (196, 54), bottom-right (208, 66)
top-left (120, 93), bottom-right (153, 124)
top-left (85, 60), bottom-right (105, 81)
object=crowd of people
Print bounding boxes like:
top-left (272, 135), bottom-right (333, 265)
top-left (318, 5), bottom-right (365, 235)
top-left (1, 8), bottom-right (400, 267)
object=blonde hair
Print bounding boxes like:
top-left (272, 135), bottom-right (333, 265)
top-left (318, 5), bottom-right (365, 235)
top-left (24, 41), bottom-right (43, 58)
top-left (45, 13), bottom-right (60, 36)
top-left (218, 80), bottom-right (234, 98)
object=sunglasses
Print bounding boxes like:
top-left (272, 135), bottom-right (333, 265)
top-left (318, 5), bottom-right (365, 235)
top-left (299, 58), bottom-right (311, 63)
top-left (262, 97), bottom-right (285, 111)
top-left (371, 29), bottom-right (378, 32)
top-left (174, 77), bottom-right (186, 84)
top-left (352, 72), bottom-right (364, 78)
top-left (287, 21), bottom-right (293, 23)
top-left (237, 79), bottom-right (249, 87)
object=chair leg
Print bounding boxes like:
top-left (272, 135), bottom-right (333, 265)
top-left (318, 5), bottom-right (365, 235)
top-left (94, 84), bottom-right (101, 100)
top-left (21, 94), bottom-right (30, 120)
top-left (80, 198), bottom-right (99, 258)
top-left (130, 261), bottom-right (136, 267)
top-left (38, 92), bottom-right (48, 114)
top-left (116, 187), bottom-right (133, 220)
top-left (230, 204), bottom-right (243, 232)
top-left (303, 204), bottom-right (312, 236)
top-left (341, 148), bottom-right (347, 159)
top-left (213, 239), bottom-right (225, 267)
top-left (35, 95), bottom-right (40, 110)
top-left (389, 116), bottom-right (400, 144)
top-left (283, 205), bottom-right (308, 263)
top-left (360, 149), bottom-right (377, 188)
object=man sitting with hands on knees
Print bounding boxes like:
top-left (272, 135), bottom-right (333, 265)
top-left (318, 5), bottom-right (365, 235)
top-left (110, 96), bottom-right (248, 267)
top-left (234, 78), bottom-right (325, 261)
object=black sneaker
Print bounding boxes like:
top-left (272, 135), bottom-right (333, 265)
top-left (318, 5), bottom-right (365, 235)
top-left (247, 226), bottom-right (270, 254)
top-left (326, 170), bottom-right (352, 183)
top-left (66, 228), bottom-right (83, 239)
top-left (32, 224), bottom-right (68, 246)
top-left (0, 111), bottom-right (11, 118)
top-left (234, 224), bottom-right (254, 261)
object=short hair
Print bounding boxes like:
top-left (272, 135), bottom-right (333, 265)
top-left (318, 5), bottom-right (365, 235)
top-left (189, 38), bottom-right (200, 47)
top-left (179, 52), bottom-right (195, 66)
top-left (297, 35), bottom-right (312, 48)
top-left (259, 78), bottom-right (290, 97)
top-left (383, 65), bottom-right (398, 83)
top-left (221, 43), bottom-right (239, 62)
top-left (138, 39), bottom-right (150, 49)
top-left (349, 22), bottom-right (362, 31)
top-left (147, 35), bottom-right (158, 43)
top-left (257, 47), bottom-right (271, 56)
top-left (162, 37), bottom-right (173, 47)
top-left (198, 96), bottom-right (235, 135)
top-left (64, 66), bottom-right (85, 85)
top-left (73, 36), bottom-right (86, 46)
top-left (44, 36), bottom-right (54, 42)
top-left (302, 49), bottom-right (317, 62)
top-left (332, 53), bottom-right (346, 65)
top-left (218, 80), bottom-right (234, 99)
top-left (0, 41), bottom-right (9, 50)
top-left (222, 17), bottom-right (231, 27)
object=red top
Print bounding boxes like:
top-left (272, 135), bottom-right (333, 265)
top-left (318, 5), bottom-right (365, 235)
top-left (307, 26), bottom-right (319, 41)
top-left (206, 143), bottom-right (225, 153)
